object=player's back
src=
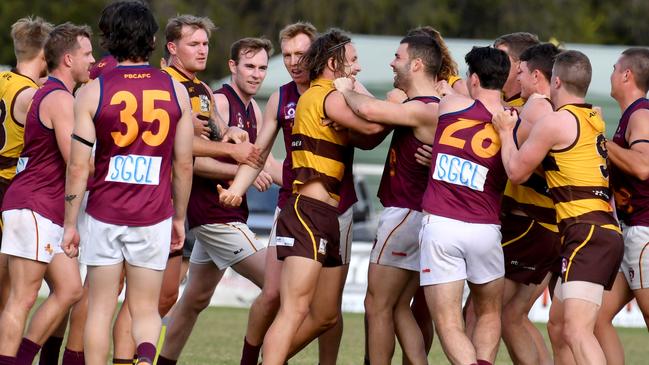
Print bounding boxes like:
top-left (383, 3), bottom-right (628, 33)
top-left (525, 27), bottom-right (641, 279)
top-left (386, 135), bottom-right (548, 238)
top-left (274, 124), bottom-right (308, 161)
top-left (422, 99), bottom-right (506, 224)
top-left (87, 65), bottom-right (181, 226)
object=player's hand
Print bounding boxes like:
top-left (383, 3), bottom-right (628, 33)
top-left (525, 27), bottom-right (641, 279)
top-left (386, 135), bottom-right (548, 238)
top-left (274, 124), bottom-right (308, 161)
top-left (492, 109), bottom-right (519, 133)
top-left (192, 113), bottom-right (211, 138)
top-left (435, 80), bottom-right (455, 97)
top-left (223, 126), bottom-right (249, 144)
top-left (230, 142), bottom-right (263, 168)
top-left (217, 184), bottom-right (243, 208)
top-left (170, 218), bottom-right (185, 252)
top-left (253, 171), bottom-right (273, 192)
top-left (333, 77), bottom-right (354, 93)
top-left (386, 88), bottom-right (407, 104)
top-left (61, 225), bottom-right (80, 258)
top-left (415, 144), bottom-right (433, 167)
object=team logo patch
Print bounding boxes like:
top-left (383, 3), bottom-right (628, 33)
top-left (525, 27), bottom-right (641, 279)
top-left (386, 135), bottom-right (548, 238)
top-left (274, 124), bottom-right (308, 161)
top-left (236, 112), bottom-right (245, 129)
top-left (106, 155), bottom-right (162, 185)
top-left (433, 153), bottom-right (489, 191)
top-left (199, 94), bottom-right (210, 113)
top-left (44, 243), bottom-right (54, 255)
top-left (275, 236), bottom-right (295, 247)
top-left (283, 102), bottom-right (296, 120)
top-left (629, 267), bottom-right (635, 282)
top-left (318, 238), bottom-right (327, 255)
top-left (16, 157), bottom-right (28, 174)
top-left (561, 257), bottom-right (568, 275)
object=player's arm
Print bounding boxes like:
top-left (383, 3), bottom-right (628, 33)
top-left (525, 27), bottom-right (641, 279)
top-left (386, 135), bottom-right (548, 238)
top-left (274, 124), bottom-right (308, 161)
top-left (12, 87), bottom-right (37, 126)
top-left (45, 92), bottom-right (76, 164)
top-left (62, 80), bottom-right (99, 257)
top-left (171, 81), bottom-right (195, 250)
top-left (493, 109), bottom-right (563, 184)
top-left (324, 90), bottom-right (384, 135)
top-left (334, 77), bottom-right (438, 128)
top-left (252, 96), bottom-right (282, 185)
top-left (515, 97), bottom-right (554, 145)
top-left (608, 109), bottom-right (649, 180)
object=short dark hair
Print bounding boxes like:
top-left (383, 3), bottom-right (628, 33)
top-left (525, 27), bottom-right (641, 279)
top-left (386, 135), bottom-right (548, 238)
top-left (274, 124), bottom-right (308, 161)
top-left (519, 43), bottom-right (561, 82)
top-left (399, 35), bottom-right (442, 79)
top-left (465, 46), bottom-right (510, 90)
top-left (230, 37), bottom-right (273, 64)
top-left (620, 47), bottom-right (649, 93)
top-left (406, 26), bottom-right (458, 81)
top-left (44, 22), bottom-right (92, 72)
top-left (553, 50), bottom-right (592, 97)
top-left (101, 1), bottom-right (158, 62)
top-left (98, 1), bottom-right (128, 50)
top-left (299, 28), bottom-right (351, 81)
top-left (494, 32), bottom-right (540, 60)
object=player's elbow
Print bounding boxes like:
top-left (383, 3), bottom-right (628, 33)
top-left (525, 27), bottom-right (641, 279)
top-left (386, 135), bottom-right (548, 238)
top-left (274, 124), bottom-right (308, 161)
top-left (634, 165), bottom-right (649, 181)
top-left (507, 168), bottom-right (531, 185)
top-left (357, 102), bottom-right (382, 122)
top-left (358, 122), bottom-right (385, 135)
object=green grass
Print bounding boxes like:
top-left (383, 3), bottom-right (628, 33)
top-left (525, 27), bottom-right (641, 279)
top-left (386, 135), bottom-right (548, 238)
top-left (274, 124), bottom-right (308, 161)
top-left (172, 306), bottom-right (648, 365)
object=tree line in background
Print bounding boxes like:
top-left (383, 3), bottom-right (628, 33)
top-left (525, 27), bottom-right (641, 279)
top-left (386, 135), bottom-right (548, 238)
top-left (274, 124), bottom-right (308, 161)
top-left (1, 0), bottom-right (647, 81)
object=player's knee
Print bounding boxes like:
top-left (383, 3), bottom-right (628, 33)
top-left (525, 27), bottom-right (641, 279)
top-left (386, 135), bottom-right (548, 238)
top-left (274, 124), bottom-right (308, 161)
top-left (561, 320), bottom-right (587, 346)
top-left (257, 288), bottom-right (280, 311)
top-left (10, 290), bottom-right (39, 313)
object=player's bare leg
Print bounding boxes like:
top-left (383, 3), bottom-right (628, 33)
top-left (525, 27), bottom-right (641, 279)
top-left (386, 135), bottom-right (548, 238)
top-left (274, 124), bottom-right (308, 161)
top-left (364, 263), bottom-right (415, 364)
top-left (405, 287), bottom-right (433, 365)
top-left (316, 264), bottom-right (348, 365)
top-left (562, 295), bottom-right (605, 365)
top-left (469, 278), bottom-right (504, 363)
top-left (158, 263), bottom-right (223, 361)
top-left (394, 275), bottom-right (427, 365)
top-left (263, 256), bottom-right (321, 365)
top-left (594, 273), bottom-right (631, 365)
top-left (547, 294), bottom-right (575, 365)
top-left (501, 279), bottom-right (541, 365)
top-left (61, 280), bottom-right (88, 363)
top-left (0, 253), bottom-right (9, 310)
top-left (112, 301), bottom-right (135, 363)
top-left (83, 264), bottom-right (122, 365)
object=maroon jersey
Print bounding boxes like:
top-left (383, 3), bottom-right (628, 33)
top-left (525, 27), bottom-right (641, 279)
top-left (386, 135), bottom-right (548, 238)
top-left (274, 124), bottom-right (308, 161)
top-left (611, 97), bottom-right (649, 226)
top-left (89, 55), bottom-right (118, 80)
top-left (276, 81), bottom-right (357, 213)
top-left (377, 96), bottom-right (439, 211)
top-left (187, 84), bottom-right (257, 228)
top-left (1, 78), bottom-right (69, 225)
top-left (86, 65), bottom-right (181, 226)
top-left (422, 100), bottom-right (506, 224)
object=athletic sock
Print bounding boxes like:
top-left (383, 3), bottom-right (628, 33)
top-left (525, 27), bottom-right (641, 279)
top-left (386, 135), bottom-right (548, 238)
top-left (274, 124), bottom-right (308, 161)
top-left (135, 342), bottom-right (156, 365)
top-left (16, 338), bottom-right (41, 365)
top-left (112, 358), bottom-right (133, 365)
top-left (38, 336), bottom-right (63, 365)
top-left (240, 337), bottom-right (262, 365)
top-left (477, 360), bottom-right (492, 365)
top-left (0, 355), bottom-right (16, 365)
top-left (61, 349), bottom-right (84, 365)
top-left (155, 355), bottom-right (177, 365)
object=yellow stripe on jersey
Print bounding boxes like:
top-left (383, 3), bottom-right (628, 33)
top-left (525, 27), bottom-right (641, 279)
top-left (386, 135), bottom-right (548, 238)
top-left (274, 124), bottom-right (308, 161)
top-left (447, 75), bottom-right (461, 87)
top-left (0, 71), bottom-right (38, 181)
top-left (503, 92), bottom-right (525, 108)
top-left (294, 195), bottom-right (318, 261)
top-left (545, 104), bottom-right (619, 233)
top-left (162, 66), bottom-right (211, 119)
top-left (292, 150), bottom-right (345, 180)
top-left (565, 224), bottom-right (595, 280)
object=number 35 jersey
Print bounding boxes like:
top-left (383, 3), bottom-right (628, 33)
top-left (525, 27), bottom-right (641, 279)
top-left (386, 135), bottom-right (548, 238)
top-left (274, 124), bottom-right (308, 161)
top-left (87, 65), bottom-right (181, 226)
top-left (422, 100), bottom-right (506, 224)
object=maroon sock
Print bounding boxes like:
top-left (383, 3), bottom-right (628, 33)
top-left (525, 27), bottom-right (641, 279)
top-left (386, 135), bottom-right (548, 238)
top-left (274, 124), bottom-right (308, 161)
top-left (0, 355), bottom-right (16, 365)
top-left (16, 338), bottom-right (41, 365)
top-left (155, 355), bottom-right (177, 365)
top-left (477, 360), bottom-right (492, 365)
top-left (38, 336), bottom-right (63, 365)
top-left (240, 337), bottom-right (262, 365)
top-left (112, 359), bottom-right (133, 364)
top-left (61, 349), bottom-right (84, 365)
top-left (135, 342), bottom-right (156, 365)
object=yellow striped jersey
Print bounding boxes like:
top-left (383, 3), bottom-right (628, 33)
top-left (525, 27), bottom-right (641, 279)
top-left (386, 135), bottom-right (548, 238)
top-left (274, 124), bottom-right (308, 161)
top-left (543, 103), bottom-right (620, 233)
top-left (504, 92), bottom-right (525, 108)
top-left (447, 75), bottom-right (461, 87)
top-left (162, 66), bottom-right (212, 120)
top-left (0, 70), bottom-right (38, 182)
top-left (291, 78), bottom-right (349, 201)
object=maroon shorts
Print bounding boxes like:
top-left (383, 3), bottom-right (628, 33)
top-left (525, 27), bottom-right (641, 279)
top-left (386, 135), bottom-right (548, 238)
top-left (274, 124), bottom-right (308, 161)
top-left (275, 194), bottom-right (342, 267)
top-left (559, 223), bottom-right (623, 290)
top-left (501, 213), bottom-right (561, 285)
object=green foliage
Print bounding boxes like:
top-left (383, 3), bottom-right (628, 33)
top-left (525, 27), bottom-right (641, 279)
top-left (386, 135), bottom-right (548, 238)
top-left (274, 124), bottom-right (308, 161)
top-left (1, 0), bottom-right (647, 81)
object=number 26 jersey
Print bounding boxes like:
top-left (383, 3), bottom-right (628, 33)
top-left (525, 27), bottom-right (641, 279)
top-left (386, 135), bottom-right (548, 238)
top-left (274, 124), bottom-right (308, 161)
top-left (87, 65), bottom-right (181, 226)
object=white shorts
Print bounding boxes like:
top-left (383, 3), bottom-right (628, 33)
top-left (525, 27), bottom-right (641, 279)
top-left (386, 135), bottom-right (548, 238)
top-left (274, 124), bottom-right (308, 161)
top-left (1, 209), bottom-right (63, 263)
top-left (370, 207), bottom-right (423, 271)
top-left (190, 222), bottom-right (266, 270)
top-left (269, 205), bottom-right (354, 265)
top-left (419, 214), bottom-right (504, 286)
top-left (80, 214), bottom-right (172, 270)
top-left (620, 225), bottom-right (649, 290)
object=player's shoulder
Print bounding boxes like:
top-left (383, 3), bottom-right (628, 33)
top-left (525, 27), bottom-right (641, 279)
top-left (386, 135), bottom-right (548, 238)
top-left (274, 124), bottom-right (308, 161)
top-left (438, 94), bottom-right (474, 115)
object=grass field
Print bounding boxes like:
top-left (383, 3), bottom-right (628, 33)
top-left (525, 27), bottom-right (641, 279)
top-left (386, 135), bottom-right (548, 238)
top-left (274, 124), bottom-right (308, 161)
top-left (171, 305), bottom-right (647, 365)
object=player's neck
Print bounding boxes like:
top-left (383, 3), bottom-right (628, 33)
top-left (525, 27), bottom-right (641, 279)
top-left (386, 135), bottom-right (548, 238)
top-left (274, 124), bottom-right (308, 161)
top-left (229, 82), bottom-right (253, 106)
top-left (171, 60), bottom-right (196, 80)
top-left (295, 81), bottom-right (310, 94)
top-left (14, 61), bottom-right (42, 83)
top-left (502, 82), bottom-right (521, 100)
top-left (533, 83), bottom-right (551, 99)
top-left (475, 88), bottom-right (506, 114)
top-left (554, 92), bottom-right (585, 109)
top-left (406, 77), bottom-right (438, 99)
top-left (617, 88), bottom-right (646, 112)
top-left (118, 60), bottom-right (149, 67)
top-left (48, 69), bottom-right (75, 92)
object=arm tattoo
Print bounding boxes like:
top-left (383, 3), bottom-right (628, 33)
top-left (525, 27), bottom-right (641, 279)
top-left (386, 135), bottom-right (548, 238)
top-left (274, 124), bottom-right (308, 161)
top-left (65, 194), bottom-right (78, 204)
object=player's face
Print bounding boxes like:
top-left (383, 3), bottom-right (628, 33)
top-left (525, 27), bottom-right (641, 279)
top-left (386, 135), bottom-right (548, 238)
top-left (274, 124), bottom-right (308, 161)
top-left (517, 61), bottom-right (535, 99)
top-left (610, 57), bottom-right (626, 99)
top-left (281, 33), bottom-right (311, 84)
top-left (231, 50), bottom-right (269, 97)
top-left (71, 36), bottom-right (95, 84)
top-left (496, 44), bottom-right (520, 89)
top-left (340, 43), bottom-right (361, 78)
top-left (172, 27), bottom-right (209, 73)
top-left (390, 43), bottom-right (412, 90)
